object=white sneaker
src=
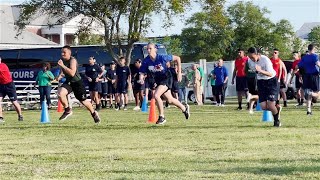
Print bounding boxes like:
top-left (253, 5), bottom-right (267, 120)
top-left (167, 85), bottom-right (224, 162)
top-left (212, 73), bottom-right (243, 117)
top-left (249, 109), bottom-right (254, 114)
top-left (217, 103), bottom-right (221, 107)
top-left (221, 104), bottom-right (225, 107)
top-left (133, 106), bottom-right (140, 111)
top-left (246, 94), bottom-right (252, 102)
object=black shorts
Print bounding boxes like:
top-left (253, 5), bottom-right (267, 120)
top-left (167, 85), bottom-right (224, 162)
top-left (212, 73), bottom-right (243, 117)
top-left (101, 82), bottom-right (108, 95)
top-left (280, 79), bottom-right (286, 89)
top-left (247, 77), bottom-right (258, 95)
top-left (107, 82), bottom-right (116, 94)
top-left (145, 77), bottom-right (156, 90)
top-left (295, 76), bottom-right (302, 89)
top-left (88, 82), bottom-right (99, 92)
top-left (236, 76), bottom-right (248, 92)
top-left (155, 71), bottom-right (171, 89)
top-left (171, 81), bottom-right (179, 93)
top-left (257, 77), bottom-right (278, 102)
top-left (61, 80), bottom-right (87, 101)
top-left (0, 82), bottom-right (17, 101)
top-left (133, 81), bottom-right (145, 91)
top-left (117, 82), bottom-right (128, 94)
top-left (302, 74), bottom-right (319, 92)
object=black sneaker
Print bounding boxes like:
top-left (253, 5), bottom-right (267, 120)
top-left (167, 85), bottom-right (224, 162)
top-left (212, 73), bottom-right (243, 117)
top-left (183, 104), bottom-right (190, 120)
top-left (0, 117), bottom-right (4, 123)
top-left (123, 105), bottom-right (128, 111)
top-left (307, 111), bottom-right (312, 115)
top-left (59, 110), bottom-right (73, 121)
top-left (156, 116), bottom-right (166, 125)
top-left (237, 107), bottom-right (242, 110)
top-left (91, 111), bottom-right (101, 123)
top-left (18, 115), bottom-right (23, 121)
top-left (274, 120), bottom-right (281, 127)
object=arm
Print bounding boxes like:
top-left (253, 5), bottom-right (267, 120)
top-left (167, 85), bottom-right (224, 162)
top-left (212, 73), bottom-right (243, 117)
top-left (224, 67), bottom-right (228, 84)
top-left (281, 61), bottom-right (287, 82)
top-left (231, 67), bottom-right (236, 84)
top-left (172, 55), bottom-right (182, 82)
top-left (46, 71), bottom-right (54, 81)
top-left (55, 68), bottom-right (64, 81)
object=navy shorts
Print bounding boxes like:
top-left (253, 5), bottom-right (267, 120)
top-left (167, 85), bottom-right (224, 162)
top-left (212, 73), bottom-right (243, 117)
top-left (117, 82), bottom-right (128, 94)
top-left (280, 79), bottom-right (286, 89)
top-left (302, 74), bottom-right (319, 92)
top-left (171, 81), bottom-right (179, 93)
top-left (88, 82), bottom-right (99, 91)
top-left (108, 82), bottom-right (116, 94)
top-left (61, 80), bottom-right (87, 101)
top-left (236, 76), bottom-right (248, 92)
top-left (295, 76), bottom-right (302, 89)
top-left (247, 77), bottom-right (258, 95)
top-left (0, 82), bottom-right (18, 101)
top-left (257, 77), bottom-right (278, 102)
top-left (101, 82), bottom-right (108, 95)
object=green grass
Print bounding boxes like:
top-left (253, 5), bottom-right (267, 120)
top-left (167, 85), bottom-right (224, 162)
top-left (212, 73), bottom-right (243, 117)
top-left (1, 102), bottom-right (320, 179)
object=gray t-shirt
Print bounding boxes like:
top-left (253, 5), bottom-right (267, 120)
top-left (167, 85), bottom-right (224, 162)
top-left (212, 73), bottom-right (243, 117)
top-left (247, 55), bottom-right (276, 80)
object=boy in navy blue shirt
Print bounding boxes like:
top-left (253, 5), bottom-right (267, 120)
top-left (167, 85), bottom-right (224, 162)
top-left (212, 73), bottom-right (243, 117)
top-left (213, 59), bottom-right (228, 106)
top-left (106, 61), bottom-right (116, 108)
top-left (298, 44), bottom-right (320, 115)
top-left (115, 57), bottom-right (131, 111)
top-left (139, 43), bottom-right (190, 125)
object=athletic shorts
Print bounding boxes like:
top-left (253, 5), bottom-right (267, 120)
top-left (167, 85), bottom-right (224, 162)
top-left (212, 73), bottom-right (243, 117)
top-left (257, 77), bottom-right (278, 102)
top-left (171, 81), bottom-right (179, 93)
top-left (280, 79), bottom-right (286, 89)
top-left (0, 82), bottom-right (17, 101)
top-left (247, 77), bottom-right (258, 95)
top-left (145, 77), bottom-right (156, 90)
top-left (302, 74), bottom-right (319, 92)
top-left (107, 82), bottom-right (115, 94)
top-left (101, 82), bottom-right (108, 95)
top-left (88, 82), bottom-right (99, 91)
top-left (155, 71), bottom-right (171, 89)
top-left (61, 80), bottom-right (87, 101)
top-left (295, 76), bottom-right (302, 89)
top-left (236, 76), bottom-right (248, 92)
top-left (117, 82), bottom-right (128, 94)
top-left (133, 81), bottom-right (145, 91)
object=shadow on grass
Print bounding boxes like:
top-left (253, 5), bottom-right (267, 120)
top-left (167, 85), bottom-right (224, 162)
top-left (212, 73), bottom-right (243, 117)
top-left (190, 158), bottom-right (320, 176)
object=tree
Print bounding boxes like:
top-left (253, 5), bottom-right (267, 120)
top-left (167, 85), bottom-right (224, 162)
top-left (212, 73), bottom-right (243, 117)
top-left (161, 36), bottom-right (183, 56)
top-left (77, 32), bottom-right (104, 45)
top-left (180, 0), bottom-right (233, 61)
top-left (16, 0), bottom-right (190, 65)
top-left (308, 26), bottom-right (320, 45)
top-left (227, 1), bottom-right (274, 54)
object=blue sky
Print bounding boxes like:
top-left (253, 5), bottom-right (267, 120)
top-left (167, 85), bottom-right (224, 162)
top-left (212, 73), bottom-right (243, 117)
top-left (1, 0), bottom-right (319, 37)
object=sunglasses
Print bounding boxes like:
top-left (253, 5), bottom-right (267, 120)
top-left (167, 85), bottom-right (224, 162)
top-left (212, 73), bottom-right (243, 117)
top-left (274, 52), bottom-right (278, 54)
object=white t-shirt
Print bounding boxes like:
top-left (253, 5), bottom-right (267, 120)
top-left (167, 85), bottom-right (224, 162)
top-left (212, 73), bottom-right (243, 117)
top-left (247, 55), bottom-right (276, 80)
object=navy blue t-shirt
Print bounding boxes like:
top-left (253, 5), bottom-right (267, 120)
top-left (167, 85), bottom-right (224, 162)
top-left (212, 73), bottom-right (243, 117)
top-left (140, 54), bottom-right (173, 77)
top-left (298, 53), bottom-right (319, 74)
top-left (131, 67), bottom-right (140, 82)
top-left (116, 65), bottom-right (130, 82)
top-left (107, 69), bottom-right (116, 83)
top-left (214, 66), bottom-right (228, 86)
top-left (85, 64), bottom-right (102, 81)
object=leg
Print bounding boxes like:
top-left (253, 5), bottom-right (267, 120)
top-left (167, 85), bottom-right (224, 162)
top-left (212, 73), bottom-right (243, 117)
top-left (39, 86), bottom-right (45, 106)
top-left (134, 90), bottom-right (139, 106)
top-left (45, 86), bottom-right (52, 107)
top-left (237, 91), bottom-right (243, 108)
top-left (57, 87), bottom-right (69, 108)
top-left (154, 85), bottom-right (170, 117)
top-left (11, 100), bottom-right (22, 117)
top-left (163, 90), bottom-right (186, 111)
top-left (0, 97), bottom-right (3, 118)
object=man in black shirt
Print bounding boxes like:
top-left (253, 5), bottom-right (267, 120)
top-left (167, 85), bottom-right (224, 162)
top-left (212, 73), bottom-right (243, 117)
top-left (115, 57), bottom-right (131, 110)
top-left (132, 59), bottom-right (145, 111)
top-left (85, 57), bottom-right (103, 111)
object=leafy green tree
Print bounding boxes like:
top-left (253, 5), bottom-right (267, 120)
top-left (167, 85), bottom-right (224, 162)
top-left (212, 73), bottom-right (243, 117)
top-left (16, 0), bottom-right (190, 65)
top-left (77, 32), bottom-right (104, 45)
top-left (161, 36), bottom-right (183, 56)
top-left (308, 26), bottom-right (320, 45)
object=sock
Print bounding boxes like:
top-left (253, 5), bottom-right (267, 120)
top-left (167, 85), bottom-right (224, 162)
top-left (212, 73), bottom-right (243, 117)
top-left (276, 100), bottom-right (280, 105)
top-left (284, 101), bottom-right (287, 106)
top-left (65, 107), bottom-right (70, 112)
top-left (125, 104), bottom-right (127, 107)
top-left (307, 106), bottom-right (311, 112)
top-left (238, 102), bottom-right (242, 108)
top-left (300, 99), bottom-right (304, 105)
top-left (297, 99), bottom-right (301, 104)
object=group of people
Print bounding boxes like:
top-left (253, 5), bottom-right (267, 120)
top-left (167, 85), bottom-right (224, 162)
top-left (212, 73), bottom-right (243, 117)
top-left (229, 44), bottom-right (319, 127)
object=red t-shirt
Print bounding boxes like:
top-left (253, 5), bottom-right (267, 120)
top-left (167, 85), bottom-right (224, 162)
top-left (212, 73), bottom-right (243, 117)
top-left (291, 59), bottom-right (301, 75)
top-left (235, 56), bottom-right (248, 77)
top-left (270, 57), bottom-right (281, 78)
top-left (0, 63), bottom-right (13, 84)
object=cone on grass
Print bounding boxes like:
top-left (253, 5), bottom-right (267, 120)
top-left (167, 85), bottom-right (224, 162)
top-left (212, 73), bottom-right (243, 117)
top-left (57, 99), bottom-right (63, 112)
top-left (262, 110), bottom-right (273, 122)
top-left (41, 101), bottom-right (50, 123)
top-left (147, 98), bottom-right (157, 124)
top-left (141, 96), bottom-right (148, 113)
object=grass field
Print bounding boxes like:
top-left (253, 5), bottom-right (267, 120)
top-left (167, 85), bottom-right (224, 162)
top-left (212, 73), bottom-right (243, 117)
top-left (1, 101), bottom-right (320, 179)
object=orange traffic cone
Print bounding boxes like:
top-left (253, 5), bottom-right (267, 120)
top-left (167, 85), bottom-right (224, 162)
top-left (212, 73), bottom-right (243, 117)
top-left (57, 99), bottom-right (64, 112)
top-left (147, 98), bottom-right (157, 124)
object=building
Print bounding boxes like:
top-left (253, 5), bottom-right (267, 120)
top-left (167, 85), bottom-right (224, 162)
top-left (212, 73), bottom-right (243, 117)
top-left (0, 4), bottom-right (104, 49)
